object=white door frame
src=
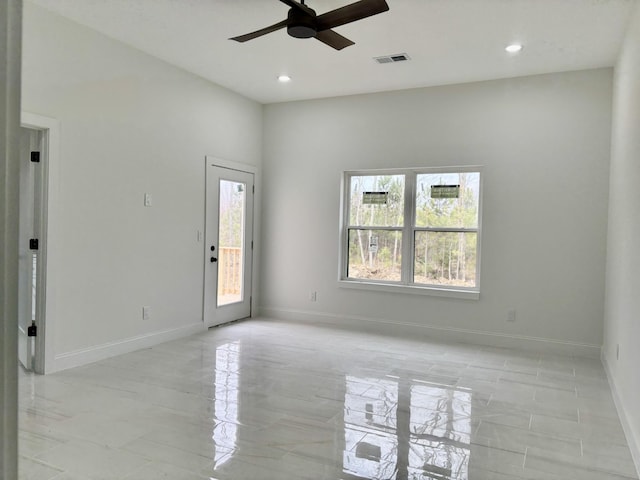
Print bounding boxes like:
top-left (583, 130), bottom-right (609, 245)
top-left (203, 156), bottom-right (260, 326)
top-left (20, 112), bottom-right (60, 374)
top-left (1, 1), bottom-right (22, 476)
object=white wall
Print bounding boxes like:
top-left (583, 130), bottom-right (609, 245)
top-left (603, 3), bottom-right (640, 472)
top-left (261, 69), bottom-right (612, 355)
top-left (0, 0), bottom-right (22, 475)
top-left (21, 2), bottom-right (263, 370)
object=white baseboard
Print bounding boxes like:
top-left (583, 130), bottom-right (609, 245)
top-left (51, 322), bottom-right (207, 373)
top-left (260, 306), bottom-right (602, 358)
top-left (602, 349), bottom-right (640, 478)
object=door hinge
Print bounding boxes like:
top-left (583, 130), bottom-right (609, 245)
top-left (252, 185), bottom-right (255, 194)
top-left (29, 238), bottom-right (39, 250)
top-left (30, 151), bottom-right (40, 163)
top-left (251, 240), bottom-right (254, 250)
top-left (27, 321), bottom-right (37, 337)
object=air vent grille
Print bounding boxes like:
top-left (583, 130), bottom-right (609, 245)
top-left (374, 53), bottom-right (410, 64)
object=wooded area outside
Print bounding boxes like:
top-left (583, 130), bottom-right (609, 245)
top-left (218, 180), bottom-right (246, 305)
top-left (346, 171), bottom-right (480, 288)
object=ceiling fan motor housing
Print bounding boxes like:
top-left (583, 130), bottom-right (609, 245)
top-left (287, 7), bottom-right (317, 38)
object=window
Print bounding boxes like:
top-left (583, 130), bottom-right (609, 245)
top-left (341, 167), bottom-right (482, 298)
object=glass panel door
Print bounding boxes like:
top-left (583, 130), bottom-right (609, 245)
top-left (204, 163), bottom-right (254, 327)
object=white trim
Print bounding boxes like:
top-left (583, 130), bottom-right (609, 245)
top-left (20, 112), bottom-right (60, 374)
top-left (204, 164), bottom-right (254, 325)
top-left (344, 164), bottom-right (484, 176)
top-left (205, 155), bottom-right (259, 175)
top-left (602, 350), bottom-right (640, 478)
top-left (203, 155), bottom-right (260, 323)
top-left (338, 279), bottom-right (479, 300)
top-left (260, 306), bottom-right (601, 358)
top-left (51, 322), bottom-right (207, 373)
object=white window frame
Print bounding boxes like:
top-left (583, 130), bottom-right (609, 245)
top-left (338, 166), bottom-right (483, 300)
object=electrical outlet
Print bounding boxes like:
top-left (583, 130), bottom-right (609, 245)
top-left (616, 344), bottom-right (620, 360)
top-left (142, 306), bottom-right (151, 320)
top-left (309, 291), bottom-right (317, 302)
top-left (144, 193), bottom-right (152, 207)
top-left (507, 309), bottom-right (516, 322)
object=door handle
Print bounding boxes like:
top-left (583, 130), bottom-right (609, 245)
top-left (210, 257), bottom-right (217, 263)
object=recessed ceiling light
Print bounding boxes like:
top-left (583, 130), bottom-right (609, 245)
top-left (505, 44), bottom-right (523, 53)
top-left (278, 75), bottom-right (291, 83)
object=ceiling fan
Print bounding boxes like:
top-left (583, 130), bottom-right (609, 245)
top-left (229, 0), bottom-right (390, 51)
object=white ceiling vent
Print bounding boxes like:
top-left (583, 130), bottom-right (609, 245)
top-left (374, 53), bottom-right (411, 64)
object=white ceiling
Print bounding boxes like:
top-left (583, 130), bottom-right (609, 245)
top-left (29, 0), bottom-right (637, 104)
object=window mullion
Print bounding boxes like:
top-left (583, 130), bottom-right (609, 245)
top-left (401, 173), bottom-right (415, 284)
top-left (341, 173), bottom-right (351, 279)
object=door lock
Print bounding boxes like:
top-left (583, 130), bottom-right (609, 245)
top-left (210, 257), bottom-right (218, 263)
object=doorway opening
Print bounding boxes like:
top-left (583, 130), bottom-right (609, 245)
top-left (19, 113), bottom-right (59, 374)
top-left (18, 126), bottom-right (45, 372)
top-left (204, 159), bottom-right (255, 328)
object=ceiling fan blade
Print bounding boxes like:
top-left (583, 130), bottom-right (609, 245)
top-left (315, 29), bottom-right (355, 50)
top-left (316, 0), bottom-right (389, 31)
top-left (229, 19), bottom-right (288, 43)
top-left (279, 0), bottom-right (316, 15)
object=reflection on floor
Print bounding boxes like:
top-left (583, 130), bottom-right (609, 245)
top-left (19, 318), bottom-right (639, 480)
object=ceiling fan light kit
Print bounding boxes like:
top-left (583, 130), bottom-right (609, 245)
top-left (230, 0), bottom-right (390, 50)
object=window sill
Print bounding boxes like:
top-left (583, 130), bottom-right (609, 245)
top-left (337, 279), bottom-right (480, 300)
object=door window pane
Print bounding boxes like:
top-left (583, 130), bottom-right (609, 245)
top-left (349, 175), bottom-right (405, 226)
top-left (347, 229), bottom-right (402, 282)
top-left (415, 172), bottom-right (480, 228)
top-left (31, 253), bottom-right (37, 321)
top-left (414, 232), bottom-right (477, 287)
top-left (218, 180), bottom-right (246, 306)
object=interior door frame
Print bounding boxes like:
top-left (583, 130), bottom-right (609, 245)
top-left (203, 156), bottom-right (260, 327)
top-left (20, 112), bottom-right (60, 374)
top-left (17, 126), bottom-right (43, 371)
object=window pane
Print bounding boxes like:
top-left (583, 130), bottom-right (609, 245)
top-left (414, 231), bottom-right (477, 287)
top-left (415, 172), bottom-right (479, 228)
top-left (348, 229), bottom-right (402, 282)
top-left (349, 175), bottom-right (404, 227)
top-left (218, 179), bottom-right (246, 306)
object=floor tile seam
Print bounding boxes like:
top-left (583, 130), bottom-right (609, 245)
top-left (33, 436), bottom-right (157, 466)
top-left (577, 407), bottom-right (582, 424)
top-left (48, 472), bottom-right (86, 480)
top-left (478, 418), bottom-right (586, 446)
top-left (18, 440), bottom-right (67, 459)
top-left (498, 378), bottom-right (575, 393)
top-left (525, 426), bottom-right (584, 445)
top-left (469, 434), bottom-right (525, 456)
top-left (18, 453), bottom-right (65, 471)
top-left (121, 434), bottom-right (225, 461)
top-left (524, 451), bottom-right (639, 479)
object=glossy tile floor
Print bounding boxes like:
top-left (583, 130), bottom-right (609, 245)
top-left (19, 319), bottom-right (639, 480)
